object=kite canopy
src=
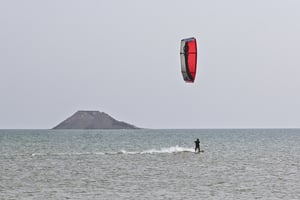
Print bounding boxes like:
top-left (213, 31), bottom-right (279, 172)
top-left (180, 37), bottom-right (197, 83)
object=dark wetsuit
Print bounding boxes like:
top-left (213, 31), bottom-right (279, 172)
top-left (195, 139), bottom-right (200, 153)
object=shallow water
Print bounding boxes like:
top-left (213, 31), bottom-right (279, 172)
top-left (1, 129), bottom-right (299, 199)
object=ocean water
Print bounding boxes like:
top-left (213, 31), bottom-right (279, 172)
top-left (0, 129), bottom-right (299, 200)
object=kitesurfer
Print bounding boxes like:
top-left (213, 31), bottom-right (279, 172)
top-left (195, 138), bottom-right (200, 153)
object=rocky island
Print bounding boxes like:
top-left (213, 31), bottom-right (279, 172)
top-left (53, 111), bottom-right (139, 129)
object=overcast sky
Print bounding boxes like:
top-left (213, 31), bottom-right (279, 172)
top-left (1, 0), bottom-right (300, 129)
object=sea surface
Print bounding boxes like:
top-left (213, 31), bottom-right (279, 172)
top-left (1, 129), bottom-right (299, 200)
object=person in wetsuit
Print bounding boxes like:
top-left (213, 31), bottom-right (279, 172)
top-left (195, 138), bottom-right (200, 153)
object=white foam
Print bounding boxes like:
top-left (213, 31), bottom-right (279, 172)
top-left (141, 146), bottom-right (194, 154)
top-left (114, 146), bottom-right (194, 155)
top-left (29, 146), bottom-right (194, 157)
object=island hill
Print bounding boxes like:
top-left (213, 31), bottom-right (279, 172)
top-left (53, 111), bottom-right (139, 129)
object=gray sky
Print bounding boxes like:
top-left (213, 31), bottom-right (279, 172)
top-left (1, 0), bottom-right (300, 129)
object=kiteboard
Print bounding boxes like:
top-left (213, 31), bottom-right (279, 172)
top-left (195, 150), bottom-right (204, 154)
